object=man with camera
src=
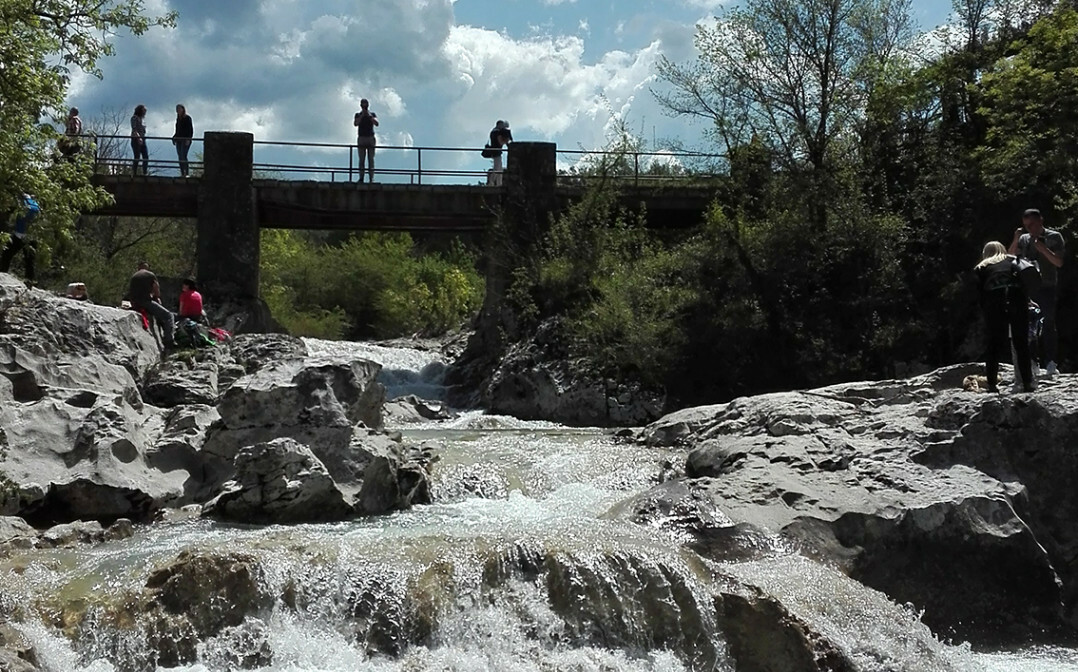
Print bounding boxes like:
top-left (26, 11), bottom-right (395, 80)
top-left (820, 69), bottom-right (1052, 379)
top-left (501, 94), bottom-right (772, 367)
top-left (1009, 208), bottom-right (1066, 377)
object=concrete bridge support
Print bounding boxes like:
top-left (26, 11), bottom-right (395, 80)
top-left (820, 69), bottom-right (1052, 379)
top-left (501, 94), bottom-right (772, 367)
top-left (197, 132), bottom-right (259, 299)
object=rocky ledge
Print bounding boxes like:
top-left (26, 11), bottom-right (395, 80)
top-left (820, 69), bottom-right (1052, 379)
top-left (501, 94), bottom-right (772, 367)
top-left (0, 273), bottom-right (433, 526)
top-left (618, 363), bottom-right (1078, 645)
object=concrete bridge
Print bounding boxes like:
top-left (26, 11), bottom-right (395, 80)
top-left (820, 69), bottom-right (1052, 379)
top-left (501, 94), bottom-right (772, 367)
top-left (90, 132), bottom-right (719, 299)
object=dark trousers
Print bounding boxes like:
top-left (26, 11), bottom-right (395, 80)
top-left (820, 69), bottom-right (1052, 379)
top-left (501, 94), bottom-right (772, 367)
top-left (984, 289), bottom-right (1033, 389)
top-left (0, 236), bottom-right (35, 281)
top-left (175, 139), bottom-right (191, 176)
top-left (133, 299), bottom-right (175, 346)
top-left (131, 139), bottom-right (148, 175)
top-left (1033, 285), bottom-right (1058, 365)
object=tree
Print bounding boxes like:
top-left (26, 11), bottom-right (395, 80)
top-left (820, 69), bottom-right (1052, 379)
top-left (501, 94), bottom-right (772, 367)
top-left (0, 0), bottom-right (174, 259)
top-left (978, 6), bottom-right (1078, 216)
top-left (655, 0), bottom-right (913, 182)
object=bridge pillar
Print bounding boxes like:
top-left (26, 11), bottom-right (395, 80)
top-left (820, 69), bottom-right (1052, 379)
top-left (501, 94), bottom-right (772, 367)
top-left (197, 132), bottom-right (258, 299)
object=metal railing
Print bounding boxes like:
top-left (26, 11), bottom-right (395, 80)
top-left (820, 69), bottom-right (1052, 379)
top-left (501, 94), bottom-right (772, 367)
top-left (251, 139), bottom-right (493, 184)
top-left (83, 134), bottom-right (205, 177)
top-left (80, 133), bottom-right (727, 186)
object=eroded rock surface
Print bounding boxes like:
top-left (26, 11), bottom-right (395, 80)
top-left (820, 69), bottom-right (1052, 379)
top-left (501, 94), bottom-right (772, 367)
top-left (632, 363), bottom-right (1078, 643)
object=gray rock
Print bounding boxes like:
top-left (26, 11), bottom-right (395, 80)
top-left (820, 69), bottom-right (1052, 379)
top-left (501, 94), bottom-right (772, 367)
top-left (0, 275), bottom-right (160, 382)
top-left (229, 333), bottom-right (307, 373)
top-left (637, 368), bottom-right (1078, 644)
top-left (483, 320), bottom-right (665, 427)
top-left (383, 395), bottom-right (452, 424)
top-left (203, 437), bottom-right (352, 524)
top-left (0, 516), bottom-right (36, 552)
top-left (203, 356), bottom-right (385, 492)
top-left (0, 622), bottom-right (40, 672)
top-left (143, 357), bottom-right (220, 407)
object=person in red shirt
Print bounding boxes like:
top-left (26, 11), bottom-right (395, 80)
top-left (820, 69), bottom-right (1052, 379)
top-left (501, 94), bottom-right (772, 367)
top-left (178, 278), bottom-right (204, 322)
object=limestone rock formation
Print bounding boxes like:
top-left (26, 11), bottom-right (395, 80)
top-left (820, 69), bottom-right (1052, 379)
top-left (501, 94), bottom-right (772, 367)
top-left (483, 319), bottom-right (665, 427)
top-left (0, 273), bottom-right (429, 526)
top-left (203, 437), bottom-right (353, 524)
top-left (632, 363), bottom-right (1078, 644)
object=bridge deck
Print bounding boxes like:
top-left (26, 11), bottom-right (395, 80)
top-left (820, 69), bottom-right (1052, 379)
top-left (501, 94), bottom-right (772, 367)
top-left (90, 174), bottom-right (717, 232)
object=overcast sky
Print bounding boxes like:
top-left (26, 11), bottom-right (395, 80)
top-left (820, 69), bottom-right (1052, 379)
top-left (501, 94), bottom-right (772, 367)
top-left (68, 0), bottom-right (954, 180)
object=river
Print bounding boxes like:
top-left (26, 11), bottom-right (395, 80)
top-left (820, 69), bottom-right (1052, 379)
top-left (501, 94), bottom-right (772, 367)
top-left (2, 339), bottom-right (1076, 671)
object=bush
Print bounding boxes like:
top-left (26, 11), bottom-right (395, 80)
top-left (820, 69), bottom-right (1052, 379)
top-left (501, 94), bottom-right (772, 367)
top-left (260, 230), bottom-right (483, 340)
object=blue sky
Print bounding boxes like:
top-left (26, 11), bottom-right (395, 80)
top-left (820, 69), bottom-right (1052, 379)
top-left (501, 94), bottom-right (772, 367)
top-left (68, 0), bottom-right (958, 181)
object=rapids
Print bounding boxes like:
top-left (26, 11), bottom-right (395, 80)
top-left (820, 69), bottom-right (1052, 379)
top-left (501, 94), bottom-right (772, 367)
top-left (1, 339), bottom-right (1075, 671)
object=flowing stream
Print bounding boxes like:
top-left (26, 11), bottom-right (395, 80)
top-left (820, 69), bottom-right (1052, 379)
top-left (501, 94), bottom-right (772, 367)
top-left (1, 339), bottom-right (1076, 671)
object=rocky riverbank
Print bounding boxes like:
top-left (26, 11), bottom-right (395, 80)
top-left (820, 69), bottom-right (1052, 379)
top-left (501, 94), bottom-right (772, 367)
top-left (621, 363), bottom-right (1078, 646)
top-left (0, 273), bottom-right (433, 527)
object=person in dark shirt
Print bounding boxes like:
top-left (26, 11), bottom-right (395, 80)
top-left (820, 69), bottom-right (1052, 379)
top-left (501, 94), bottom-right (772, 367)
top-left (353, 98), bottom-right (379, 183)
top-left (128, 260), bottom-right (175, 347)
top-left (1009, 208), bottom-right (1065, 377)
top-left (173, 104), bottom-right (194, 177)
top-left (131, 104), bottom-right (148, 175)
top-left (976, 241), bottom-right (1034, 393)
top-left (487, 120), bottom-right (512, 184)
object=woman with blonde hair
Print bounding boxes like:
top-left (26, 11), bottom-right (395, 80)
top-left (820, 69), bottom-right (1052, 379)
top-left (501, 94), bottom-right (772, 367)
top-left (975, 241), bottom-right (1034, 392)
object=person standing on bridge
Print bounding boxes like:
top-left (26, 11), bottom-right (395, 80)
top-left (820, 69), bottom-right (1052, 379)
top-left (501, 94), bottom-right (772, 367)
top-left (173, 104), bottom-right (194, 177)
top-left (130, 104), bottom-right (149, 176)
top-left (487, 120), bottom-right (512, 186)
top-left (354, 98), bottom-right (379, 183)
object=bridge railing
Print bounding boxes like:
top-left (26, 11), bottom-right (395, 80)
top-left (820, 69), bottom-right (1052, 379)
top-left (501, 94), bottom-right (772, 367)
top-left (80, 133), bottom-right (727, 186)
top-left (251, 139), bottom-right (492, 184)
top-left (554, 148), bottom-right (726, 188)
top-left (82, 134), bottom-right (205, 177)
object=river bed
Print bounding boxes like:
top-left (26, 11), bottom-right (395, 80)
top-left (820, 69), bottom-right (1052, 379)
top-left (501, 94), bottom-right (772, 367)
top-left (1, 339), bottom-right (1075, 671)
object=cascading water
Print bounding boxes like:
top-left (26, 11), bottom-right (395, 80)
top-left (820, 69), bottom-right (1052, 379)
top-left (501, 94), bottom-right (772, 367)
top-left (2, 340), bottom-right (1076, 671)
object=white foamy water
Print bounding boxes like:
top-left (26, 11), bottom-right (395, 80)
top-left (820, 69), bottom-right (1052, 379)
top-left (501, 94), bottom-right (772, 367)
top-left (304, 338), bottom-right (448, 401)
top-left (3, 340), bottom-right (1075, 671)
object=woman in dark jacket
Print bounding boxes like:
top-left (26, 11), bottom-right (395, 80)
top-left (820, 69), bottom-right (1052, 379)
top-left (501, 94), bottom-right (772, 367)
top-left (173, 104), bottom-right (194, 177)
top-left (975, 241), bottom-right (1034, 392)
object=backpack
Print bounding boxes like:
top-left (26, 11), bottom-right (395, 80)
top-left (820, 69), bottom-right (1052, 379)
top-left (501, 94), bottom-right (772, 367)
top-left (481, 144), bottom-right (495, 159)
top-left (1013, 256), bottom-right (1041, 296)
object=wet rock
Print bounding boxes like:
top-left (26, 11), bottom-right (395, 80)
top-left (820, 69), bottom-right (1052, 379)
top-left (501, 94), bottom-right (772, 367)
top-left (718, 590), bottom-right (855, 672)
top-left (0, 622), bottom-right (40, 672)
top-left (383, 395), bottom-right (452, 424)
top-left (203, 438), bottom-right (353, 524)
top-left (639, 367), bottom-right (1078, 644)
top-left (70, 550), bottom-right (276, 669)
top-left (483, 320), bottom-right (665, 427)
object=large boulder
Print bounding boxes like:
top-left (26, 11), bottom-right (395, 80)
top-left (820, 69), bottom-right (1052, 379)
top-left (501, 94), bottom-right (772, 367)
top-left (484, 320), bottom-right (665, 427)
top-left (203, 437), bottom-right (353, 524)
top-left (0, 396), bottom-right (183, 523)
top-left (0, 274), bottom-right (160, 383)
top-left (201, 356), bottom-right (385, 493)
top-left (633, 364), bottom-right (1076, 644)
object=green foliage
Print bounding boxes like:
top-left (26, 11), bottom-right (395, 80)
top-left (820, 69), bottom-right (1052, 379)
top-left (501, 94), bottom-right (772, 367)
top-left (978, 7), bottom-right (1078, 214)
top-left (51, 216), bottom-right (196, 303)
top-left (260, 230), bottom-right (483, 340)
top-left (0, 1), bottom-right (175, 256)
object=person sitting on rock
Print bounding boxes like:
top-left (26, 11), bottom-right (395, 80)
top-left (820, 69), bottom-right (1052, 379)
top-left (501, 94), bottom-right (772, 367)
top-left (975, 241), bottom-right (1034, 393)
top-left (128, 260), bottom-right (175, 348)
top-left (178, 277), bottom-right (205, 323)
